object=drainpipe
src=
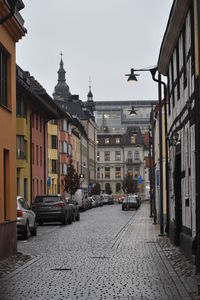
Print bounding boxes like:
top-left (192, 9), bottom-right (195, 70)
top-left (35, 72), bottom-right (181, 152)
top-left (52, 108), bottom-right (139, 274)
top-left (194, 0), bottom-right (200, 274)
top-left (30, 113), bottom-right (33, 205)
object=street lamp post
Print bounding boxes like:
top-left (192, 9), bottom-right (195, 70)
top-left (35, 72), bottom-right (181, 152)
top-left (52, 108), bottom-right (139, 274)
top-left (125, 66), bottom-right (167, 235)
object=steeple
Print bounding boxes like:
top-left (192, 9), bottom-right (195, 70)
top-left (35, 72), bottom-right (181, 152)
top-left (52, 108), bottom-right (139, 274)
top-left (87, 76), bottom-right (93, 102)
top-left (53, 52), bottom-right (71, 101)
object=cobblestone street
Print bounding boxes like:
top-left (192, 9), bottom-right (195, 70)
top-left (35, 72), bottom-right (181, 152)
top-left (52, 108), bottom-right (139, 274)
top-left (0, 202), bottom-right (200, 300)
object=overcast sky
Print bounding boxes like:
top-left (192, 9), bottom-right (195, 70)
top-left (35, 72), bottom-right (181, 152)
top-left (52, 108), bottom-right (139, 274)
top-left (16, 0), bottom-right (173, 102)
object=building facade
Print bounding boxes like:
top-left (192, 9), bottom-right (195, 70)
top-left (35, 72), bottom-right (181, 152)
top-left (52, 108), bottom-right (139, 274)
top-left (0, 0), bottom-right (26, 259)
top-left (94, 101), bottom-right (155, 198)
top-left (158, 0), bottom-right (196, 258)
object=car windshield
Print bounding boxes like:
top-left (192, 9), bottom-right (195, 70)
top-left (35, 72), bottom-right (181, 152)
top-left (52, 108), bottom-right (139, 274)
top-left (35, 196), bottom-right (61, 203)
top-left (123, 196), bottom-right (137, 203)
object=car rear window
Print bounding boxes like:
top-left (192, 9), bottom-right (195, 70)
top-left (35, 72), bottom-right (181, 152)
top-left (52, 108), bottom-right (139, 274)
top-left (35, 196), bottom-right (61, 203)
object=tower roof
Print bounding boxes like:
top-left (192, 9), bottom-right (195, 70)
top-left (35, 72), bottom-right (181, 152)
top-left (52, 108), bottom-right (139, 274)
top-left (53, 52), bottom-right (71, 101)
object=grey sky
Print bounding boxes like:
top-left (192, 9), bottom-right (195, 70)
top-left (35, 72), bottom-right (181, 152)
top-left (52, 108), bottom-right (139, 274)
top-left (16, 0), bottom-right (173, 102)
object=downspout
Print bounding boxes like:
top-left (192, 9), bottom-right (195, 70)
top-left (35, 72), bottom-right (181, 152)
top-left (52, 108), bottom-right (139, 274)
top-left (30, 113), bottom-right (33, 204)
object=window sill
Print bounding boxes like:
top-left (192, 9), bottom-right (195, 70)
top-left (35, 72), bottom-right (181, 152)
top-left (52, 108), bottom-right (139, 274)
top-left (0, 103), bottom-right (12, 113)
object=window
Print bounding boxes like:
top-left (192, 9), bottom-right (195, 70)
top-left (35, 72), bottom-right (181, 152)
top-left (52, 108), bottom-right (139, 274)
top-left (96, 139), bottom-right (99, 145)
top-left (128, 168), bottom-right (133, 176)
top-left (3, 149), bottom-right (9, 220)
top-left (51, 119), bottom-right (58, 125)
top-left (68, 144), bottom-right (72, 155)
top-left (134, 151), bottom-right (139, 160)
top-left (68, 124), bottom-right (72, 135)
top-left (36, 113), bottom-right (38, 130)
top-left (16, 99), bottom-right (26, 117)
top-left (171, 59), bottom-right (175, 107)
top-left (16, 136), bottom-right (27, 159)
top-left (115, 167), bottom-right (121, 178)
top-left (24, 179), bottom-right (27, 200)
top-left (183, 23), bottom-right (187, 88)
top-left (105, 167), bottom-right (110, 178)
top-left (115, 137), bottom-right (120, 144)
top-left (52, 159), bottom-right (57, 173)
top-left (32, 114), bottom-right (34, 128)
top-left (51, 135), bottom-right (58, 149)
top-left (40, 146), bottom-right (42, 166)
top-left (61, 119), bottom-right (68, 131)
top-left (115, 151), bottom-right (121, 161)
top-left (104, 151), bottom-right (110, 161)
top-left (36, 145), bottom-right (38, 165)
top-left (40, 116), bottom-right (42, 132)
top-left (61, 141), bottom-right (68, 153)
top-left (127, 151), bottom-right (133, 162)
top-left (40, 180), bottom-right (43, 194)
top-left (0, 48), bottom-right (8, 107)
top-left (116, 183), bottom-right (121, 193)
top-left (105, 138), bottom-right (110, 144)
top-left (97, 167), bottom-right (100, 179)
top-left (130, 135), bottom-right (135, 144)
top-left (62, 163), bottom-right (67, 175)
top-left (134, 167), bottom-right (139, 178)
top-left (97, 151), bottom-right (100, 161)
top-left (176, 45), bottom-right (180, 100)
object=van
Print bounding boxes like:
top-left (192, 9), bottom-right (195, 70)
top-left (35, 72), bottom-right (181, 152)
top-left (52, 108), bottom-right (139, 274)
top-left (74, 189), bottom-right (88, 211)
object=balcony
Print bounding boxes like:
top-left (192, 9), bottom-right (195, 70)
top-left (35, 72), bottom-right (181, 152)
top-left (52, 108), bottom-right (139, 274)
top-left (126, 158), bottom-right (141, 165)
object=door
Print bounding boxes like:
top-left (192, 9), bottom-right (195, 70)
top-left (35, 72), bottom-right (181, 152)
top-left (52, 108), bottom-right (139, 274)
top-left (174, 152), bottom-right (182, 245)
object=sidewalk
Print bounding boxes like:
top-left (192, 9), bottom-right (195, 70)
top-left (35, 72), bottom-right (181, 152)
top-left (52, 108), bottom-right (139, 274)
top-left (133, 201), bottom-right (200, 300)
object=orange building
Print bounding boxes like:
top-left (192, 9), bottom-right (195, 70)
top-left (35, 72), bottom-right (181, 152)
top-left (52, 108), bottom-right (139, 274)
top-left (0, 1), bottom-right (26, 259)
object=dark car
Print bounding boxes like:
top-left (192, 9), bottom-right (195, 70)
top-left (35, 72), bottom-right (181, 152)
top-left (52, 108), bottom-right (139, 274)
top-left (31, 195), bottom-right (73, 225)
top-left (122, 195), bottom-right (139, 210)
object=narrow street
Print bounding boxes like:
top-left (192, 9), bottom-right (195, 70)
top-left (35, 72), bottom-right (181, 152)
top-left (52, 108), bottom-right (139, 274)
top-left (0, 202), bottom-right (199, 300)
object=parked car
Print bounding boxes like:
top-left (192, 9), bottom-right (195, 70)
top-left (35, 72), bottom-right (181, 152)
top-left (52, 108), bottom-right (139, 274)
top-left (101, 194), bottom-right (109, 205)
top-left (65, 195), bottom-right (80, 221)
top-left (31, 195), bottom-right (73, 225)
top-left (118, 196), bottom-right (124, 204)
top-left (87, 197), bottom-right (93, 209)
top-left (122, 195), bottom-right (139, 210)
top-left (108, 194), bottom-right (114, 205)
top-left (73, 189), bottom-right (87, 211)
top-left (17, 196), bottom-right (37, 239)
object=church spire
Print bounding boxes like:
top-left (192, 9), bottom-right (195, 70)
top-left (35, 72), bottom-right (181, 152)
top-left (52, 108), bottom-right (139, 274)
top-left (58, 52), bottom-right (66, 82)
top-left (87, 76), bottom-right (93, 102)
top-left (53, 52), bottom-right (71, 101)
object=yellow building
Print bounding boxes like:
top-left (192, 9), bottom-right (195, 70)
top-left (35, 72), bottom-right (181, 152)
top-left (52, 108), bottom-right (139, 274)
top-left (0, 1), bottom-right (26, 259)
top-left (47, 120), bottom-right (58, 194)
top-left (16, 100), bottom-right (31, 203)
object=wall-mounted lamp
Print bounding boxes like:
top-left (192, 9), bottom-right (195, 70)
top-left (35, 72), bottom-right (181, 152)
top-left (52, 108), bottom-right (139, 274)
top-left (186, 99), bottom-right (192, 111)
top-left (168, 132), bottom-right (179, 146)
top-left (129, 106), bottom-right (137, 116)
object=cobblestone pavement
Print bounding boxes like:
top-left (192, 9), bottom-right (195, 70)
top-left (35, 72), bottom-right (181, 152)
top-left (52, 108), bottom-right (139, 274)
top-left (0, 202), bottom-right (200, 300)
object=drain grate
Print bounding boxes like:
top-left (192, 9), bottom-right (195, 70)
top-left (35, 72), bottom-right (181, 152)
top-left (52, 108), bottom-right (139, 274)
top-left (50, 268), bottom-right (72, 271)
top-left (90, 256), bottom-right (110, 259)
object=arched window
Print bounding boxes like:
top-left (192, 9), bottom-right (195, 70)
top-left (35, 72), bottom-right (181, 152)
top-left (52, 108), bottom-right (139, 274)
top-left (116, 183), bottom-right (121, 193)
top-left (128, 151), bottom-right (132, 159)
top-left (105, 183), bottom-right (112, 194)
top-left (134, 150), bottom-right (139, 160)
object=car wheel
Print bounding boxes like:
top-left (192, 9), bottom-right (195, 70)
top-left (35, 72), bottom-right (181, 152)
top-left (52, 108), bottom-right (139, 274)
top-left (32, 221), bottom-right (37, 236)
top-left (62, 214), bottom-right (68, 225)
top-left (23, 222), bottom-right (31, 240)
top-left (122, 207), bottom-right (124, 211)
top-left (68, 214), bottom-right (72, 224)
top-left (76, 212), bottom-right (80, 221)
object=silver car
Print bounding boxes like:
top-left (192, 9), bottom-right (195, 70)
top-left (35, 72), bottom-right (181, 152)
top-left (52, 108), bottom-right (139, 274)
top-left (17, 196), bottom-right (37, 239)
